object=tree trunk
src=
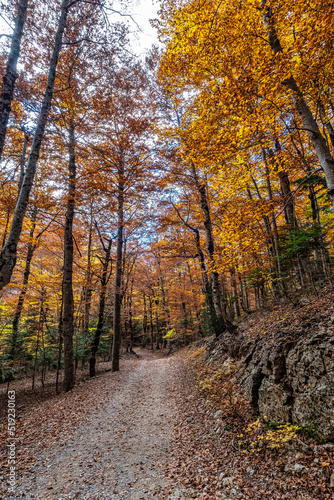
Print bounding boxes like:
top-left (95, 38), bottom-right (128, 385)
top-left (56, 294), bottom-right (63, 395)
top-left (262, 5), bottom-right (334, 204)
top-left (278, 169), bottom-right (297, 229)
top-left (230, 267), bottom-right (240, 317)
top-left (18, 132), bottom-right (29, 194)
top-left (191, 161), bottom-right (235, 335)
top-left (149, 295), bottom-right (154, 350)
top-left (187, 261), bottom-right (202, 338)
top-left (89, 238), bottom-right (112, 377)
top-left (155, 298), bottom-right (160, 349)
top-left (111, 161), bottom-right (124, 372)
top-left (172, 200), bottom-right (217, 335)
top-left (142, 292), bottom-right (147, 338)
top-left (62, 122), bottom-right (76, 392)
top-left (308, 184), bottom-right (329, 279)
top-left (0, 0), bottom-right (29, 161)
top-left (0, 0), bottom-right (71, 290)
top-left (10, 205), bottom-right (37, 359)
top-left (318, 101), bottom-right (334, 150)
top-left (156, 253), bottom-right (170, 330)
top-left (122, 298), bottom-right (129, 349)
top-left (1, 210), bottom-right (10, 251)
top-left (32, 297), bottom-right (44, 390)
top-left (264, 163), bottom-right (282, 280)
top-left (286, 77), bottom-right (334, 203)
top-left (128, 278), bottom-right (134, 351)
top-left (82, 212), bottom-right (93, 367)
top-left (249, 176), bottom-right (278, 275)
top-left (239, 277), bottom-right (250, 313)
top-left (83, 212), bottom-right (93, 338)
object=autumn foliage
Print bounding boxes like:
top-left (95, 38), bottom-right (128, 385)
top-left (0, 0), bottom-right (334, 392)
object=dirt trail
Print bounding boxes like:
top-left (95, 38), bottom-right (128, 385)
top-left (4, 350), bottom-right (189, 500)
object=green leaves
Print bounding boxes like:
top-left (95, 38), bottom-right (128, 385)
top-left (280, 226), bottom-right (324, 260)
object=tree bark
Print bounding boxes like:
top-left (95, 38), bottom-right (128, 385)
top-left (89, 238), bottom-right (112, 377)
top-left (56, 294), bottom-right (63, 395)
top-left (156, 252), bottom-right (170, 347)
top-left (278, 169), bottom-right (297, 229)
top-left (156, 253), bottom-right (170, 326)
top-left (111, 160), bottom-right (124, 372)
top-left (239, 277), bottom-right (250, 313)
top-left (190, 161), bottom-right (235, 335)
top-left (128, 278), bottom-right (134, 350)
top-left (249, 175), bottom-right (277, 273)
top-left (0, 0), bottom-right (29, 161)
top-left (171, 202), bottom-right (217, 335)
top-left (230, 267), bottom-right (240, 318)
top-left (149, 295), bottom-right (154, 350)
top-left (193, 229), bottom-right (217, 335)
top-left (0, 0), bottom-right (71, 290)
top-left (142, 292), bottom-right (147, 338)
top-left (155, 296), bottom-right (160, 349)
top-left (32, 294), bottom-right (44, 390)
top-left (285, 76), bottom-right (334, 203)
top-left (1, 210), bottom-right (10, 251)
top-left (264, 162), bottom-right (282, 279)
top-left (18, 132), bottom-right (29, 194)
top-left (10, 205), bottom-right (37, 359)
top-left (261, 3), bottom-right (334, 204)
top-left (83, 212), bottom-right (93, 347)
top-left (261, 2), bottom-right (283, 55)
top-left (318, 101), bottom-right (334, 150)
top-left (186, 261), bottom-right (201, 338)
top-left (62, 122), bottom-right (76, 392)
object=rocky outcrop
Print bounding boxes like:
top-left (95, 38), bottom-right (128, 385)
top-left (241, 330), bottom-right (334, 441)
top-left (205, 316), bottom-right (334, 441)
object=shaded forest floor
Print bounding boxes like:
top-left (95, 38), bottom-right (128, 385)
top-left (0, 337), bottom-right (333, 499)
top-left (167, 287), bottom-right (334, 499)
top-left (169, 347), bottom-right (333, 499)
top-left (0, 360), bottom-right (112, 425)
top-left (0, 350), bottom-right (191, 499)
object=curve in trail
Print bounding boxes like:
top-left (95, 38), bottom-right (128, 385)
top-left (13, 351), bottom-right (188, 500)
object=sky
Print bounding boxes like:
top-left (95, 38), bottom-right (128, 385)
top-left (0, 0), bottom-right (162, 59)
top-left (113, 0), bottom-right (161, 56)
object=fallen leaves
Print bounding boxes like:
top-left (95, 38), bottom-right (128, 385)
top-left (161, 347), bottom-right (334, 499)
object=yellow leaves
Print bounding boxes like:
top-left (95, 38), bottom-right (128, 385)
top-left (159, 0), bottom-right (334, 128)
top-left (199, 378), bottom-right (214, 391)
top-left (163, 328), bottom-right (179, 340)
top-left (246, 418), bottom-right (261, 433)
top-left (156, 0), bottom-right (334, 294)
top-left (291, 54), bottom-right (302, 66)
top-left (245, 420), bottom-right (300, 454)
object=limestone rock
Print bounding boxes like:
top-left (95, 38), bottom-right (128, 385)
top-left (240, 330), bottom-right (334, 441)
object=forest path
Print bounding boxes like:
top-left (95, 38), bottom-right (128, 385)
top-left (8, 350), bottom-right (189, 500)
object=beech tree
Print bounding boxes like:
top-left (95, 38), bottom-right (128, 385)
top-left (88, 59), bottom-right (156, 371)
top-left (89, 230), bottom-right (112, 377)
top-left (0, 0), bottom-right (29, 161)
top-left (1, 0), bottom-right (334, 389)
top-left (0, 0), bottom-right (72, 290)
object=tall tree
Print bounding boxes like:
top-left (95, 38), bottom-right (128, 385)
top-left (0, 0), bottom-right (29, 161)
top-left (90, 232), bottom-right (112, 377)
top-left (261, 2), bottom-right (334, 205)
top-left (111, 158), bottom-right (124, 372)
top-left (190, 161), bottom-right (236, 335)
top-left (62, 121), bottom-right (76, 391)
top-left (0, 0), bottom-right (72, 290)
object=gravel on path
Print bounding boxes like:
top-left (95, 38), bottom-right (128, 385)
top-left (1, 350), bottom-right (191, 500)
